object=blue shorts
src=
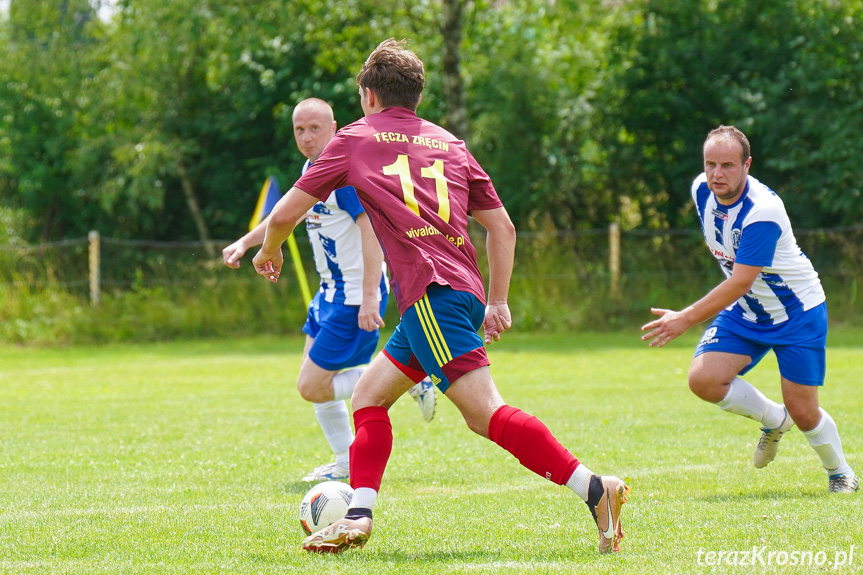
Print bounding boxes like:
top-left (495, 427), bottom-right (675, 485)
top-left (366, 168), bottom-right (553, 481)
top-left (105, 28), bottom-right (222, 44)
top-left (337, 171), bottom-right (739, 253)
top-left (383, 283), bottom-right (489, 393)
top-left (694, 302), bottom-right (827, 386)
top-left (302, 290), bottom-right (387, 372)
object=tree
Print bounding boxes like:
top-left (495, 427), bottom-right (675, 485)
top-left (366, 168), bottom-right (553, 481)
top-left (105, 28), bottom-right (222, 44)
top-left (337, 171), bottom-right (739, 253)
top-left (0, 0), bottom-right (104, 241)
top-left (595, 0), bottom-right (863, 230)
top-left (441, 0), bottom-right (468, 139)
top-left (7, 0), bottom-right (860, 245)
top-left (463, 0), bottom-right (621, 229)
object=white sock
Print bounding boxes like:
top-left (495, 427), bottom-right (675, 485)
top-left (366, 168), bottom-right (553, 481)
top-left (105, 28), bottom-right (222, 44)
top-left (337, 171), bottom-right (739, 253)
top-left (332, 367), bottom-right (364, 401)
top-left (351, 487), bottom-right (378, 510)
top-left (566, 463), bottom-right (594, 502)
top-left (803, 409), bottom-right (853, 476)
top-left (313, 400), bottom-right (353, 467)
top-left (715, 377), bottom-right (786, 429)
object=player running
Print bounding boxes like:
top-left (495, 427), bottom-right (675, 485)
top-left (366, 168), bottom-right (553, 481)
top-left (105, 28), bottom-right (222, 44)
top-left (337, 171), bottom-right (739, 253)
top-left (642, 125), bottom-right (857, 494)
top-left (251, 39), bottom-right (630, 554)
top-left (223, 98), bottom-right (435, 483)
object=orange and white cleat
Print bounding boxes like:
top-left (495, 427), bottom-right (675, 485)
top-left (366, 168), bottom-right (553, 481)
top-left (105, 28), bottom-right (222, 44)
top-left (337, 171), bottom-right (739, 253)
top-left (302, 516), bottom-right (373, 554)
top-left (585, 475), bottom-right (630, 553)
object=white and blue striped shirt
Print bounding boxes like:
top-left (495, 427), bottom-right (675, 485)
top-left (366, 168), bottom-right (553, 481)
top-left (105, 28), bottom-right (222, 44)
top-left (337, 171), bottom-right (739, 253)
top-left (692, 173), bottom-right (825, 325)
top-left (303, 160), bottom-right (387, 305)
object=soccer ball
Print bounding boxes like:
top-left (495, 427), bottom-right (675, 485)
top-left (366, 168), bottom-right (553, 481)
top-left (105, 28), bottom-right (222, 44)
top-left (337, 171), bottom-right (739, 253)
top-left (298, 481), bottom-right (354, 535)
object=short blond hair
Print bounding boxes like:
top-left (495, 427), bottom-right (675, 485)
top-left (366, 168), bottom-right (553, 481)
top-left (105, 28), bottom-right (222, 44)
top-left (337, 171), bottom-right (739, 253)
top-left (705, 125), bottom-right (751, 163)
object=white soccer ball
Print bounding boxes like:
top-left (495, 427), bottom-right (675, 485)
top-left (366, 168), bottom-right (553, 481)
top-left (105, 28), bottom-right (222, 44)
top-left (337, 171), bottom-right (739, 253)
top-left (298, 481), bottom-right (354, 535)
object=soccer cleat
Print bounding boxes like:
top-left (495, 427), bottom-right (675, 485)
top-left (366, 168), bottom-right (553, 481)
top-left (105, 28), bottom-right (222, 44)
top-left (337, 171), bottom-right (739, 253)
top-left (302, 461), bottom-right (349, 482)
top-left (754, 408), bottom-right (794, 469)
top-left (408, 377), bottom-right (437, 423)
top-left (828, 473), bottom-right (859, 494)
top-left (585, 475), bottom-right (630, 553)
top-left (302, 516), bottom-right (373, 554)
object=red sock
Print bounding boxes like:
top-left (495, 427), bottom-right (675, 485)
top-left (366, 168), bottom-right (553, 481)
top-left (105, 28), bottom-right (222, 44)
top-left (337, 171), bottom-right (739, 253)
top-left (488, 405), bottom-right (579, 485)
top-left (350, 406), bottom-right (393, 491)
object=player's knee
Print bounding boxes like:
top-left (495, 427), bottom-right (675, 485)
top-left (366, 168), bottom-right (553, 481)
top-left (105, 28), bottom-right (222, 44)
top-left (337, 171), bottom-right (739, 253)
top-left (296, 377), bottom-right (329, 403)
top-left (785, 397), bottom-right (821, 431)
top-left (296, 380), bottom-right (315, 402)
top-left (688, 369), bottom-right (724, 402)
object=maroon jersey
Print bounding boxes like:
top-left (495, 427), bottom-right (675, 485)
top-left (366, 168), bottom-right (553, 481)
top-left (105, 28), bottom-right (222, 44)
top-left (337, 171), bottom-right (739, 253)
top-left (294, 107), bottom-right (503, 314)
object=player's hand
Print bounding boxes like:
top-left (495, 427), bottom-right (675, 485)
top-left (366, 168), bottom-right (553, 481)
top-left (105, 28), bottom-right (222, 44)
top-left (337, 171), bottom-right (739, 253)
top-left (358, 297), bottom-right (384, 332)
top-left (222, 241), bottom-right (246, 269)
top-left (252, 247), bottom-right (284, 283)
top-left (640, 307), bottom-right (688, 348)
top-left (483, 302), bottom-right (512, 344)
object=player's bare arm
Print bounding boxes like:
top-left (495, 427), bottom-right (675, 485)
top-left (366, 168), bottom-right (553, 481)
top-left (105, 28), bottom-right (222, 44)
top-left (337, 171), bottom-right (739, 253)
top-left (641, 263), bottom-right (762, 348)
top-left (253, 186), bottom-right (318, 282)
top-left (222, 216), bottom-right (270, 268)
top-left (471, 206), bottom-right (516, 343)
top-left (356, 212), bottom-right (385, 332)
top-left (225, 211), bottom-right (310, 269)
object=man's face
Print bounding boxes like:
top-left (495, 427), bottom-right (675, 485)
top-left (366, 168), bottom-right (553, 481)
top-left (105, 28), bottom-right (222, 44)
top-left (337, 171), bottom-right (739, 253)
top-left (292, 106), bottom-right (336, 162)
top-left (703, 137), bottom-right (752, 205)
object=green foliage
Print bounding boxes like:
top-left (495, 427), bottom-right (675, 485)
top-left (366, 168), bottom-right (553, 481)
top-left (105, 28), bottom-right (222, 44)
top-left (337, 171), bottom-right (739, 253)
top-left (3, 0), bottom-right (863, 247)
top-left (1, 0), bottom-right (622, 240)
top-left (597, 0), bottom-right (863, 229)
top-left (465, 0), bottom-right (622, 229)
top-left (0, 282), bottom-right (81, 344)
top-left (0, 1), bottom-right (104, 240)
top-left (466, 1), bottom-right (556, 222)
top-left (0, 275), bottom-right (311, 345)
top-left (2, 225), bottom-right (860, 346)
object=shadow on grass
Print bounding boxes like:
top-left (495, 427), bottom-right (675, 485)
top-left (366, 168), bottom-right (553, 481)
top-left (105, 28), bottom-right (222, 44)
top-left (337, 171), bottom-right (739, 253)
top-left (283, 481), bottom-right (319, 496)
top-left (265, 548), bottom-right (614, 565)
top-left (352, 549), bottom-right (588, 562)
top-left (698, 487), bottom-right (825, 502)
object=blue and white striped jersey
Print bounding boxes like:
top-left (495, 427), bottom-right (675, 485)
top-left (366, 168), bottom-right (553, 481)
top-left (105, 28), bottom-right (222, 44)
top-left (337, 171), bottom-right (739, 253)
top-left (303, 160), bottom-right (388, 305)
top-left (691, 173), bottom-right (825, 325)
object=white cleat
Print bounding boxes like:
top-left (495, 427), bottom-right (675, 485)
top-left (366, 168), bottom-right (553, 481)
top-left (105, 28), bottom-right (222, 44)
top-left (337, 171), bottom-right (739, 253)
top-left (408, 377), bottom-right (436, 422)
top-left (828, 473), bottom-right (859, 494)
top-left (754, 408), bottom-right (794, 469)
top-left (301, 461), bottom-right (349, 482)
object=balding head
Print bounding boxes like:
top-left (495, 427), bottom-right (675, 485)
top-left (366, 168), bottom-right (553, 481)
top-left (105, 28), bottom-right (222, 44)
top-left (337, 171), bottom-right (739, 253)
top-left (292, 98), bottom-right (337, 162)
top-left (292, 98), bottom-right (334, 124)
top-left (704, 125), bottom-right (750, 165)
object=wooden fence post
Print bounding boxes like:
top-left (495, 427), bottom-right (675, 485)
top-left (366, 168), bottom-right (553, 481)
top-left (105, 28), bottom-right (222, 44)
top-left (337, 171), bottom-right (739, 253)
top-left (609, 222), bottom-right (620, 298)
top-left (89, 230), bottom-right (100, 306)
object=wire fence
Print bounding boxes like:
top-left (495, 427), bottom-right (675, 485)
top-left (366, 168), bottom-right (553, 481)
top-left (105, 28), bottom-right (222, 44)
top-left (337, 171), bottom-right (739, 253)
top-left (1, 224), bottom-right (861, 332)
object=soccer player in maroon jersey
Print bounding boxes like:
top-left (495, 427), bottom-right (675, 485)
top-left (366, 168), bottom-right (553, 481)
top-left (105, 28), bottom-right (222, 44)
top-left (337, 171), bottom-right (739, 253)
top-left (252, 39), bottom-right (630, 554)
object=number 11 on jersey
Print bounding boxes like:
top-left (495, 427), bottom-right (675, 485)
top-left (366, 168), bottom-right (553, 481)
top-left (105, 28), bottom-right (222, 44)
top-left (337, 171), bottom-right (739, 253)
top-left (383, 154), bottom-right (450, 223)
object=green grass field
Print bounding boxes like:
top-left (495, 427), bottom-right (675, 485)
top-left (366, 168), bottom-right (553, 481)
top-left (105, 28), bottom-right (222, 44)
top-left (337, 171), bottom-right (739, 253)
top-left (1, 329), bottom-right (861, 574)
